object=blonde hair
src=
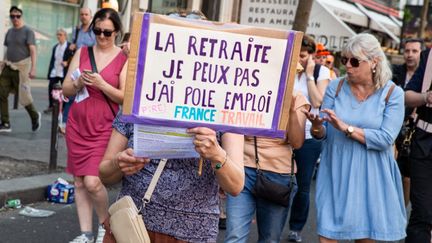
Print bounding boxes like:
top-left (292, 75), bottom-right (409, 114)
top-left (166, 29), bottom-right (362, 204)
top-left (342, 33), bottom-right (392, 89)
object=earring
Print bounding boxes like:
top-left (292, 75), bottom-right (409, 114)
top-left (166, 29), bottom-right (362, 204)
top-left (372, 69), bottom-right (376, 73)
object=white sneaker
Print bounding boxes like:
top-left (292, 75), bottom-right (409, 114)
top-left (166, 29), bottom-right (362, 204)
top-left (288, 231), bottom-right (302, 242)
top-left (69, 234), bottom-right (94, 243)
top-left (95, 225), bottom-right (106, 243)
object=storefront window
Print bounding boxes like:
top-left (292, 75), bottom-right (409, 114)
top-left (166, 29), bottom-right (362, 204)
top-left (149, 0), bottom-right (187, 14)
top-left (201, 0), bottom-right (220, 21)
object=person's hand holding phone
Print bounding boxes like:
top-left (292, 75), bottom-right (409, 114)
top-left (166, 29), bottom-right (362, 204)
top-left (302, 109), bottom-right (325, 128)
top-left (305, 55), bottom-right (315, 78)
top-left (81, 70), bottom-right (106, 90)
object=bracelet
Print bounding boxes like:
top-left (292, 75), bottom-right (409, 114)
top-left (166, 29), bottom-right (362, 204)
top-left (311, 126), bottom-right (326, 140)
top-left (311, 126), bottom-right (322, 134)
top-left (214, 151), bottom-right (228, 170)
top-left (306, 76), bottom-right (315, 82)
top-left (423, 92), bottom-right (428, 104)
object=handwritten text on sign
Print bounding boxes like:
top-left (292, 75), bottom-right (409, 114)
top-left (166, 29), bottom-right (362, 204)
top-left (138, 23), bottom-right (287, 129)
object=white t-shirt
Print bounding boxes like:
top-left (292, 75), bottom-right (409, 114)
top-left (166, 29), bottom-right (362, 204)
top-left (293, 65), bottom-right (331, 139)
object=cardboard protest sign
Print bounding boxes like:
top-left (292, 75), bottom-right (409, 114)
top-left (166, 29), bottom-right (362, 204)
top-left (123, 13), bottom-right (302, 138)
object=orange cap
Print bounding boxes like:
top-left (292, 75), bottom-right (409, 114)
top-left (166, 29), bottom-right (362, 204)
top-left (316, 43), bottom-right (331, 56)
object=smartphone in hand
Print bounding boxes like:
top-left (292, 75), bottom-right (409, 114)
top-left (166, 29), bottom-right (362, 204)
top-left (83, 69), bottom-right (93, 75)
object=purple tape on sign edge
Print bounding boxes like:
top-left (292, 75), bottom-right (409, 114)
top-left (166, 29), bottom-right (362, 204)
top-left (132, 13), bottom-right (151, 114)
top-left (271, 31), bottom-right (294, 130)
top-left (120, 114), bottom-right (286, 138)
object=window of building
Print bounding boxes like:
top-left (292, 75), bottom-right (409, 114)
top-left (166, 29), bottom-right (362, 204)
top-left (149, 0), bottom-right (188, 14)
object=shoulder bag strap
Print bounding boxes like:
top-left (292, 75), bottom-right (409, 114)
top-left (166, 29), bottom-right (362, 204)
top-left (385, 84), bottom-right (396, 104)
top-left (253, 136), bottom-right (260, 170)
top-left (142, 158), bottom-right (167, 206)
top-left (73, 26), bottom-right (80, 44)
top-left (253, 136), bottom-right (295, 186)
top-left (87, 46), bottom-right (116, 117)
top-left (335, 78), bottom-right (344, 98)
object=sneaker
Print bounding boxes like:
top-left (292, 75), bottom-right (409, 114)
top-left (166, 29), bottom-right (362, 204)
top-left (69, 234), bottom-right (94, 243)
top-left (288, 231), bottom-right (302, 242)
top-left (95, 225), bottom-right (105, 243)
top-left (32, 112), bottom-right (41, 132)
top-left (0, 123), bottom-right (11, 132)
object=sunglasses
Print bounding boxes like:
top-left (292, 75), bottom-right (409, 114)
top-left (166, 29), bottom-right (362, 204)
top-left (10, 14), bottom-right (21, 19)
top-left (92, 28), bottom-right (115, 37)
top-left (341, 56), bottom-right (365, 68)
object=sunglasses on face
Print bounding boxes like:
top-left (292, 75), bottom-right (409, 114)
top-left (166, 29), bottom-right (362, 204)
top-left (10, 14), bottom-right (21, 19)
top-left (92, 28), bottom-right (115, 37)
top-left (341, 56), bottom-right (365, 68)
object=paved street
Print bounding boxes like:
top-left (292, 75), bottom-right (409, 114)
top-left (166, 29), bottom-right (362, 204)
top-left (0, 184), bottom-right (320, 243)
top-left (0, 79), bottom-right (67, 168)
top-left (0, 79), bottom-right (404, 242)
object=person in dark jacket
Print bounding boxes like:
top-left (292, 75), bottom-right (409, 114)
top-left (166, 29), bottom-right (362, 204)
top-left (393, 39), bottom-right (423, 88)
top-left (44, 28), bottom-right (73, 113)
top-left (404, 47), bottom-right (432, 243)
top-left (392, 38), bottom-right (423, 207)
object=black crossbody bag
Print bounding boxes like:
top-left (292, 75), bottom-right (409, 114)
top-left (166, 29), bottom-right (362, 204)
top-left (87, 46), bottom-right (116, 118)
top-left (251, 136), bottom-right (295, 207)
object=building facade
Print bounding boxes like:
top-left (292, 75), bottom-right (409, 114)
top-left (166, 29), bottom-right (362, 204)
top-left (0, 0), bottom-right (414, 78)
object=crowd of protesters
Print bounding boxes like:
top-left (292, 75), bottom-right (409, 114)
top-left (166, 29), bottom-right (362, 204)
top-left (2, 4), bottom-right (432, 243)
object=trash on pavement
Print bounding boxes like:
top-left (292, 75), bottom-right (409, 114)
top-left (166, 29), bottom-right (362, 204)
top-left (19, 206), bottom-right (55, 218)
top-left (6, 199), bottom-right (22, 209)
top-left (46, 177), bottom-right (74, 204)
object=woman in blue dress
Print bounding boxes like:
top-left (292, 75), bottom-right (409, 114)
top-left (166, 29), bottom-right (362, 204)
top-left (304, 33), bottom-right (407, 242)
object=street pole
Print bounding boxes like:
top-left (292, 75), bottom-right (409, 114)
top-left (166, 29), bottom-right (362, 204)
top-left (49, 83), bottom-right (62, 171)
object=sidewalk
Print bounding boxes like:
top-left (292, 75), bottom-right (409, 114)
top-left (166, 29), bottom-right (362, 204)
top-left (0, 78), bottom-right (71, 204)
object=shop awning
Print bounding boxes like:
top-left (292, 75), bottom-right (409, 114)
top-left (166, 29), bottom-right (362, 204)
top-left (355, 3), bottom-right (400, 43)
top-left (390, 16), bottom-right (403, 28)
top-left (305, 0), bottom-right (357, 51)
top-left (239, 0), bottom-right (357, 51)
top-left (319, 0), bottom-right (368, 27)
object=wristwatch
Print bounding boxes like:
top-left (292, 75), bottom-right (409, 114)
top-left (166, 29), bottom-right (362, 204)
top-left (345, 125), bottom-right (354, 137)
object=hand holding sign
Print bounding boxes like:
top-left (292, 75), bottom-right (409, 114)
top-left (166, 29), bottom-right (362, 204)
top-left (114, 148), bottom-right (150, 176)
top-left (188, 127), bottom-right (226, 175)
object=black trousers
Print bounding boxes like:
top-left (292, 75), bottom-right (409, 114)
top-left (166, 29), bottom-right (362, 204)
top-left (405, 129), bottom-right (432, 243)
top-left (48, 77), bottom-right (63, 108)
